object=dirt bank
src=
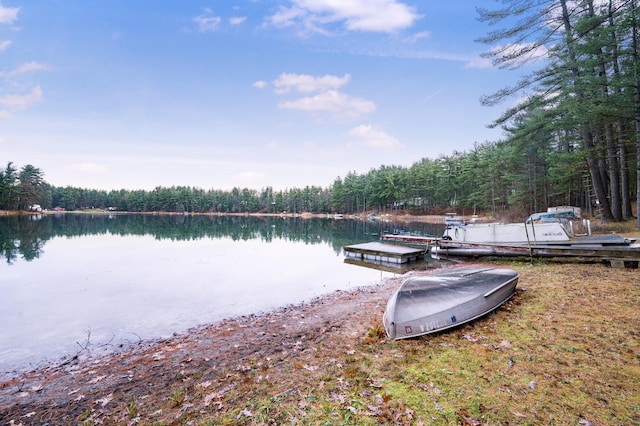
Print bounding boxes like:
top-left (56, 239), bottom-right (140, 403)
top-left (0, 272), bottom-right (409, 424)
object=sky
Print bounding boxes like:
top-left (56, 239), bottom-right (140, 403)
top-left (0, 1), bottom-right (526, 192)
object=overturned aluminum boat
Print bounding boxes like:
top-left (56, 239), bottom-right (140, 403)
top-left (383, 267), bottom-right (519, 340)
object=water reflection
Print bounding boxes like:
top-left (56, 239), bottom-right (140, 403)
top-left (0, 214), bottom-right (443, 265)
top-left (0, 214), bottom-right (444, 373)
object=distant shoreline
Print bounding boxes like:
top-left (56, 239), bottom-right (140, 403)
top-left (1, 209), bottom-right (454, 224)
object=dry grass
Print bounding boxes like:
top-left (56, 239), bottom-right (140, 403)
top-left (220, 262), bottom-right (639, 426)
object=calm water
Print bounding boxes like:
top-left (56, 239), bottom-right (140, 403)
top-left (0, 213), bottom-right (443, 373)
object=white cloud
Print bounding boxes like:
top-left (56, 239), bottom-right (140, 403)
top-left (273, 73), bottom-right (350, 94)
top-left (7, 61), bottom-right (52, 77)
top-left (479, 43), bottom-right (549, 69)
top-left (0, 85), bottom-right (43, 109)
top-left (230, 16), bottom-right (246, 26)
top-left (502, 42), bottom-right (548, 59)
top-left (465, 55), bottom-right (493, 69)
top-left (0, 110), bottom-right (12, 120)
top-left (252, 80), bottom-right (267, 89)
top-left (278, 90), bottom-right (375, 119)
top-left (194, 14), bottom-right (222, 32)
top-left (348, 124), bottom-right (401, 149)
top-left (403, 30), bottom-right (431, 43)
top-left (267, 0), bottom-right (420, 34)
top-left (268, 5), bottom-right (306, 30)
top-left (0, 40), bottom-right (11, 51)
top-left (0, 5), bottom-right (19, 25)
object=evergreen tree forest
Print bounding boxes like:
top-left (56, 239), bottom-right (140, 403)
top-left (1, 1), bottom-right (639, 227)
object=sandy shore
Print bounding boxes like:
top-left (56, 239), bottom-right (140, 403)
top-left (0, 269), bottom-right (421, 423)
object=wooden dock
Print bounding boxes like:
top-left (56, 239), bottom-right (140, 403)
top-left (343, 258), bottom-right (420, 273)
top-left (343, 242), bottom-right (426, 264)
top-left (433, 240), bottom-right (640, 268)
top-left (380, 233), bottom-right (640, 268)
top-left (380, 234), bottom-right (439, 245)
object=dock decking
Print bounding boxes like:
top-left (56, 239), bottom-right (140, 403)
top-left (433, 240), bottom-right (640, 268)
top-left (380, 234), bottom-right (439, 245)
top-left (343, 242), bottom-right (426, 264)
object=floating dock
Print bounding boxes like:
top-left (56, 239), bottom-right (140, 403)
top-left (343, 258), bottom-right (420, 273)
top-left (343, 242), bottom-right (426, 264)
top-left (380, 234), bottom-right (439, 245)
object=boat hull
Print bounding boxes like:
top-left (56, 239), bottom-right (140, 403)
top-left (443, 222), bottom-right (571, 244)
top-left (383, 267), bottom-right (519, 340)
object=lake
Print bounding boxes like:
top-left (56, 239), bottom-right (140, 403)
top-left (0, 213), bottom-right (443, 373)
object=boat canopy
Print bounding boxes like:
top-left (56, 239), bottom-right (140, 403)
top-left (526, 210), bottom-right (577, 223)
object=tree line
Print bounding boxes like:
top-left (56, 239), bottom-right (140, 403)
top-left (0, 165), bottom-right (333, 214)
top-left (1, 1), bottom-right (639, 226)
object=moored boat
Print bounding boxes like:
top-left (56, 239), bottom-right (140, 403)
top-left (441, 213), bottom-right (585, 245)
top-left (383, 267), bottom-right (519, 340)
top-left (433, 209), bottom-right (638, 259)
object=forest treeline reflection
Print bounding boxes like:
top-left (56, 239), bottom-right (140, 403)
top-left (0, 214), bottom-right (443, 265)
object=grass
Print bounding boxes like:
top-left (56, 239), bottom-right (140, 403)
top-left (176, 260), bottom-right (638, 425)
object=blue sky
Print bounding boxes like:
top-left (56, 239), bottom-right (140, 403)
top-left (1, 1), bottom-right (524, 191)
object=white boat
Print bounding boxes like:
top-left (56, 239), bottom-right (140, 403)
top-left (383, 267), bottom-right (519, 340)
top-left (433, 210), bottom-right (638, 260)
top-left (441, 211), bottom-right (587, 245)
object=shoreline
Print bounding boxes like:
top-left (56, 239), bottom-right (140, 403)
top-left (2, 209), bottom-right (456, 223)
top-left (0, 276), bottom-right (405, 381)
top-left (2, 259), bottom-right (639, 424)
top-left (0, 271), bottom-right (414, 420)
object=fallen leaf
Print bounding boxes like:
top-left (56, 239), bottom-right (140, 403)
top-left (96, 393), bottom-right (113, 407)
top-left (237, 408), bottom-right (253, 418)
top-left (298, 400), bottom-right (310, 409)
top-left (204, 392), bottom-right (221, 408)
top-left (368, 404), bottom-right (382, 416)
top-left (457, 409), bottom-right (481, 426)
top-left (499, 340), bottom-right (512, 349)
top-left (88, 375), bottom-right (107, 384)
top-left (462, 334), bottom-right (479, 342)
top-left (370, 378), bottom-right (384, 388)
